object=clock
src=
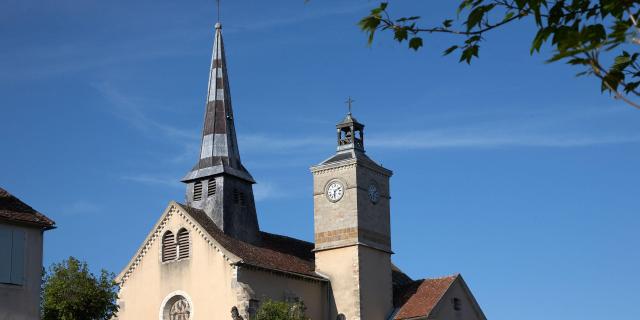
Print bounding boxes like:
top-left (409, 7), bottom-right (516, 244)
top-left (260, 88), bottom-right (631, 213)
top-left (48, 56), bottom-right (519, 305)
top-left (367, 184), bottom-right (379, 204)
top-left (326, 181), bottom-right (345, 202)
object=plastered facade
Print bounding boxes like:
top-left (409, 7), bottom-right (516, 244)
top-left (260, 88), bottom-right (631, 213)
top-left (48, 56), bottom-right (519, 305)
top-left (115, 204), bottom-right (326, 320)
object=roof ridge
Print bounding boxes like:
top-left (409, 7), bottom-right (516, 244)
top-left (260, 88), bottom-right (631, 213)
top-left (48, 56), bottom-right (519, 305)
top-left (260, 231), bottom-right (313, 245)
top-left (422, 273), bottom-right (459, 281)
top-left (175, 203), bottom-right (321, 279)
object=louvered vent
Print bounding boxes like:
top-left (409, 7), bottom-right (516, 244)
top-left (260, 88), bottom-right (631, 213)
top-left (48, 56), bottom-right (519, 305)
top-left (233, 188), bottom-right (239, 203)
top-left (193, 181), bottom-right (203, 201)
top-left (238, 191), bottom-right (245, 207)
top-left (162, 231), bottom-right (176, 262)
top-left (207, 179), bottom-right (216, 196)
top-left (177, 229), bottom-right (190, 260)
top-left (453, 298), bottom-right (461, 311)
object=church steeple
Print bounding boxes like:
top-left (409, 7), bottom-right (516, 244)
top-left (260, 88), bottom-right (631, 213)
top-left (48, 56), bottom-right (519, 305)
top-left (182, 22), bottom-right (260, 244)
top-left (183, 22), bottom-right (252, 183)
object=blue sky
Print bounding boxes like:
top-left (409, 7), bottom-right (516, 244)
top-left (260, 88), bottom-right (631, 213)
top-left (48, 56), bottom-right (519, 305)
top-left (2, 0), bottom-right (639, 319)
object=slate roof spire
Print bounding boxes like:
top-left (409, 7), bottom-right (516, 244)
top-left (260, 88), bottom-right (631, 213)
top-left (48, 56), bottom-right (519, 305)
top-left (181, 21), bottom-right (260, 244)
top-left (182, 22), bottom-right (254, 183)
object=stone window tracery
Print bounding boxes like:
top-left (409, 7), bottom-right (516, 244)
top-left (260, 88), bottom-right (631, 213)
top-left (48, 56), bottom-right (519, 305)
top-left (169, 297), bottom-right (191, 320)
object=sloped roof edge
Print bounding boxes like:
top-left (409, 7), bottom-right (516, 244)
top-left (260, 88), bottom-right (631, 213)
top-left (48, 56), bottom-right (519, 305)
top-left (0, 187), bottom-right (55, 230)
top-left (393, 274), bottom-right (458, 320)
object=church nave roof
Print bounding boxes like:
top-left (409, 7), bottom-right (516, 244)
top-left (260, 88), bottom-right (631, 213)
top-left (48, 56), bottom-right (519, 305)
top-left (176, 203), bottom-right (323, 280)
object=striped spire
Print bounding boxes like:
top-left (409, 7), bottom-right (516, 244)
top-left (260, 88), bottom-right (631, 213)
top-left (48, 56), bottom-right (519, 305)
top-left (182, 23), bottom-right (254, 183)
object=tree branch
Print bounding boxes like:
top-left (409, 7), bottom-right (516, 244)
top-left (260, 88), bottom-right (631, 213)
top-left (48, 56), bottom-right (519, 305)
top-left (588, 52), bottom-right (640, 110)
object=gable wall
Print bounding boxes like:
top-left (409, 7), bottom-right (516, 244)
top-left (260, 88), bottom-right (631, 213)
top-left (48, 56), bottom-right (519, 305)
top-left (430, 280), bottom-right (486, 320)
top-left (115, 206), bottom-right (242, 320)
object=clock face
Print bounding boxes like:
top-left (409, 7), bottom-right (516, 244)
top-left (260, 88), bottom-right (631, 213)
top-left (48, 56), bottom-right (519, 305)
top-left (326, 181), bottom-right (345, 202)
top-left (367, 184), bottom-right (379, 203)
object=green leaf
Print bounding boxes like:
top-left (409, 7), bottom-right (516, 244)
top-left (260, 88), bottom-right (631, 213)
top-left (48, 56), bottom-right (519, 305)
top-left (459, 44), bottom-right (480, 64)
top-left (466, 6), bottom-right (485, 31)
top-left (409, 37), bottom-right (423, 50)
top-left (358, 16), bottom-right (381, 31)
top-left (624, 81), bottom-right (640, 94)
top-left (399, 16), bottom-right (421, 22)
top-left (457, 0), bottom-right (474, 14)
top-left (575, 70), bottom-right (592, 77)
top-left (443, 45), bottom-right (459, 55)
top-left (394, 27), bottom-right (409, 42)
top-left (614, 53), bottom-right (632, 67)
top-left (530, 27), bottom-right (552, 54)
top-left (465, 35), bottom-right (481, 44)
top-left (503, 11), bottom-right (515, 22)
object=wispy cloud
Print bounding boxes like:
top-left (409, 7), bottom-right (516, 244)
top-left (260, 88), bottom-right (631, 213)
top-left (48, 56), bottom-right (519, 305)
top-left (240, 130), bottom-right (640, 152)
top-left (239, 134), bottom-right (329, 152)
top-left (95, 83), bottom-right (197, 141)
top-left (121, 174), bottom-right (184, 189)
top-left (238, 107), bottom-right (640, 151)
top-left (368, 131), bottom-right (640, 149)
top-left (253, 181), bottom-right (292, 202)
top-left (228, 3), bottom-right (371, 33)
top-left (0, 32), bottom-right (197, 82)
top-left (59, 200), bottom-right (102, 216)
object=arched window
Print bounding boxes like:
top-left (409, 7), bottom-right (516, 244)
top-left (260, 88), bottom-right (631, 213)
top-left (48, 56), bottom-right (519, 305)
top-left (177, 228), bottom-right (190, 260)
top-left (169, 297), bottom-right (190, 320)
top-left (162, 231), bottom-right (176, 262)
top-left (161, 294), bottom-right (192, 320)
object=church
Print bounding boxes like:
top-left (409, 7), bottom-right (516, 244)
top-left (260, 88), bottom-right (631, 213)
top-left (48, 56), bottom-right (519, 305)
top-left (115, 21), bottom-right (487, 320)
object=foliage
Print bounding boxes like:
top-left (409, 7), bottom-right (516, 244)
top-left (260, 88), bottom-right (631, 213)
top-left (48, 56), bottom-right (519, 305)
top-left (42, 256), bottom-right (119, 320)
top-left (359, 0), bottom-right (640, 109)
top-left (252, 299), bottom-right (309, 320)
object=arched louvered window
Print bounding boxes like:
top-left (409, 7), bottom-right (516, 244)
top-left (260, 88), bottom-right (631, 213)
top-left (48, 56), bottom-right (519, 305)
top-left (162, 231), bottom-right (176, 262)
top-left (177, 228), bottom-right (190, 260)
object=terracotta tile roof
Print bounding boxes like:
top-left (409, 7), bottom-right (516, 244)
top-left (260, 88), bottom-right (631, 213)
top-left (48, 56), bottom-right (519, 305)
top-left (177, 203), bottom-right (324, 280)
top-left (0, 187), bottom-right (55, 229)
top-left (393, 274), bottom-right (458, 320)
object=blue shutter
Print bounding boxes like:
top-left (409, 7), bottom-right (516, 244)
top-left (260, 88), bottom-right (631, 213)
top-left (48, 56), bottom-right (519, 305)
top-left (10, 230), bottom-right (25, 285)
top-left (0, 227), bottom-right (11, 283)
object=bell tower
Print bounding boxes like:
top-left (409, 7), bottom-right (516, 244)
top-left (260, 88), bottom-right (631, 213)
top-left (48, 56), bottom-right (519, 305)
top-left (310, 106), bottom-right (393, 320)
top-left (181, 23), bottom-right (260, 244)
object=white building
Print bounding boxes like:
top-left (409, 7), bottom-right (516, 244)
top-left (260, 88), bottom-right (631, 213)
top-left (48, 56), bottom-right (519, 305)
top-left (0, 187), bottom-right (55, 320)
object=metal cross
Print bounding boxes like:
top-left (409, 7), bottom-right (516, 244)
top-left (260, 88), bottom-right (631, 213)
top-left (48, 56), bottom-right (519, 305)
top-left (345, 96), bottom-right (355, 114)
